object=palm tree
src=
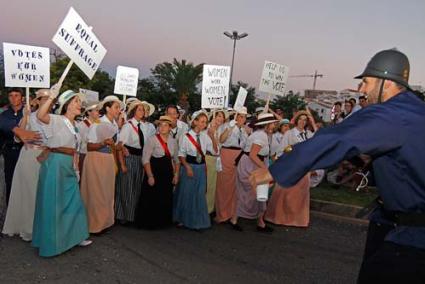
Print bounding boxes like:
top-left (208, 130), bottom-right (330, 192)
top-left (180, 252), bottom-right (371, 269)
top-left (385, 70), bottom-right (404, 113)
top-left (151, 59), bottom-right (204, 113)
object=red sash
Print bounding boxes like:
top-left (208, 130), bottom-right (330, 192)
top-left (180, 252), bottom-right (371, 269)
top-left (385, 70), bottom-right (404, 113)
top-left (83, 119), bottom-right (91, 128)
top-left (128, 120), bottom-right (139, 134)
top-left (156, 134), bottom-right (171, 158)
top-left (186, 133), bottom-right (204, 159)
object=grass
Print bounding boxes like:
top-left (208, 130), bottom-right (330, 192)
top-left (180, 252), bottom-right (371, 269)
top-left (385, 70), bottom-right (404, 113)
top-left (311, 182), bottom-right (378, 207)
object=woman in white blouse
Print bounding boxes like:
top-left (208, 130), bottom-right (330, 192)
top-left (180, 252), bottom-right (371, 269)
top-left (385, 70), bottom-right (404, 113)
top-left (265, 110), bottom-right (317, 227)
top-left (3, 89), bottom-right (50, 242)
top-left (32, 89), bottom-right (91, 257)
top-left (174, 110), bottom-right (218, 230)
top-left (215, 107), bottom-right (249, 224)
top-left (136, 116), bottom-right (179, 229)
top-left (115, 100), bottom-right (151, 224)
top-left (230, 112), bottom-right (278, 233)
top-left (80, 95), bottom-right (124, 234)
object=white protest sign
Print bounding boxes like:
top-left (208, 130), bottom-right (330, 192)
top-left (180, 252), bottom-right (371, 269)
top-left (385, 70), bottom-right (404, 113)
top-left (201, 64), bottom-right (231, 109)
top-left (52, 7), bottom-right (107, 79)
top-left (79, 88), bottom-right (99, 102)
top-left (259, 61), bottom-right (289, 96)
top-left (3, 42), bottom-right (50, 88)
top-left (233, 87), bottom-right (248, 111)
top-left (113, 66), bottom-right (139, 97)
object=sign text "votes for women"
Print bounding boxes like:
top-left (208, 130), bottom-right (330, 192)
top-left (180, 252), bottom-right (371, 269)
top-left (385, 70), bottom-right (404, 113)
top-left (3, 43), bottom-right (50, 88)
top-left (201, 65), bottom-right (231, 108)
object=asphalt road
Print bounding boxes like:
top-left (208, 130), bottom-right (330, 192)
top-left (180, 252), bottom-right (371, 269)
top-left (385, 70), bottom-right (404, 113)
top-left (0, 214), bottom-right (367, 284)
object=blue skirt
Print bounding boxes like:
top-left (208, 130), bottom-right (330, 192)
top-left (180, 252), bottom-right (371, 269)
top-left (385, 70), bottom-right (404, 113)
top-left (173, 164), bottom-right (211, 229)
top-left (32, 153), bottom-right (89, 257)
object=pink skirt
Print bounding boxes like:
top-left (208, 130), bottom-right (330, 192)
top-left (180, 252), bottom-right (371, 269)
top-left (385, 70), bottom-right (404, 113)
top-left (264, 174), bottom-right (311, 227)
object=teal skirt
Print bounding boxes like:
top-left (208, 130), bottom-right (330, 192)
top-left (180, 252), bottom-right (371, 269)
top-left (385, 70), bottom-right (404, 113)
top-left (32, 153), bottom-right (89, 257)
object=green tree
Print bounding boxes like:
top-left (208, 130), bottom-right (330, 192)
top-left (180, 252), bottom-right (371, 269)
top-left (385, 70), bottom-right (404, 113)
top-left (151, 59), bottom-right (203, 113)
top-left (270, 91), bottom-right (306, 118)
top-left (50, 55), bottom-right (114, 99)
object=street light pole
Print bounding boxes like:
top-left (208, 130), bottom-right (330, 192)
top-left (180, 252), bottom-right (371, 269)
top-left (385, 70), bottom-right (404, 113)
top-left (224, 30), bottom-right (248, 107)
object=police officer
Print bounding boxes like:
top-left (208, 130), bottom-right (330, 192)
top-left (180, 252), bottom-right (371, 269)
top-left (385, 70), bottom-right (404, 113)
top-left (250, 49), bottom-right (425, 283)
top-left (0, 88), bottom-right (25, 205)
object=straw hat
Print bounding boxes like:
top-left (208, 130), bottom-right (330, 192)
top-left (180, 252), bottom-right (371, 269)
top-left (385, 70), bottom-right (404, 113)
top-left (56, 90), bottom-right (84, 114)
top-left (35, 89), bottom-right (52, 100)
top-left (190, 109), bottom-right (209, 125)
top-left (155, 115), bottom-right (173, 126)
top-left (140, 101), bottom-right (155, 117)
top-left (235, 106), bottom-right (248, 115)
top-left (98, 95), bottom-right (125, 111)
top-left (291, 110), bottom-right (310, 124)
top-left (83, 101), bottom-right (99, 114)
top-left (209, 108), bottom-right (229, 120)
top-left (126, 100), bottom-right (144, 115)
top-left (125, 97), bottom-right (139, 107)
top-left (254, 113), bottom-right (279, 126)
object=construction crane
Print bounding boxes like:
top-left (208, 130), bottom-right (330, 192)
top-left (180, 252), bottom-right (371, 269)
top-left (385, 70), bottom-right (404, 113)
top-left (289, 70), bottom-right (324, 90)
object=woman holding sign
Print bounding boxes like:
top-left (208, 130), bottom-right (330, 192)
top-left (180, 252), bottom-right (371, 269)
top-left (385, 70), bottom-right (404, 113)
top-left (32, 89), bottom-right (91, 257)
top-left (136, 116), bottom-right (179, 229)
top-left (80, 95), bottom-right (123, 234)
top-left (2, 89), bottom-right (50, 242)
top-left (174, 110), bottom-right (218, 230)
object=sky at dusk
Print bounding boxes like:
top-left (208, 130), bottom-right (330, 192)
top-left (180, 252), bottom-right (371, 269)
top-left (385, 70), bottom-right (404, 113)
top-left (1, 0), bottom-right (424, 94)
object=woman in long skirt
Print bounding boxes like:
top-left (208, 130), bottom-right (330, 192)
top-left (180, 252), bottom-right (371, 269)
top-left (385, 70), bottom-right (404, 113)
top-left (265, 110), bottom-right (316, 227)
top-left (76, 102), bottom-right (99, 173)
top-left (115, 100), bottom-right (154, 223)
top-left (32, 89), bottom-right (91, 257)
top-left (215, 107), bottom-right (249, 223)
top-left (174, 110), bottom-right (218, 230)
top-left (205, 109), bottom-right (226, 214)
top-left (230, 112), bottom-right (278, 233)
top-left (136, 116), bottom-right (179, 229)
top-left (2, 89), bottom-right (50, 241)
top-left (80, 96), bottom-right (123, 233)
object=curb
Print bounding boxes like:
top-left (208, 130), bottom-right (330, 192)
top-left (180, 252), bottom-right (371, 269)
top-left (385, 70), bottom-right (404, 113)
top-left (311, 199), bottom-right (369, 225)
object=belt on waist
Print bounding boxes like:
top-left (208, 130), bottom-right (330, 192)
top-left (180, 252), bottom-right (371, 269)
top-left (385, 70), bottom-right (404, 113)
top-left (186, 155), bottom-right (205, 165)
top-left (26, 144), bottom-right (47, 150)
top-left (382, 207), bottom-right (425, 227)
top-left (222, 146), bottom-right (242, 150)
top-left (234, 151), bottom-right (266, 166)
top-left (92, 145), bottom-right (112, 154)
top-left (125, 145), bottom-right (143, 156)
top-left (49, 147), bottom-right (75, 156)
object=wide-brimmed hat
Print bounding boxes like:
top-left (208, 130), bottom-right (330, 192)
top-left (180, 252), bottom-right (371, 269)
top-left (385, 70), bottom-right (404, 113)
top-left (235, 106), bottom-right (248, 115)
top-left (155, 115), bottom-right (173, 126)
top-left (140, 101), bottom-right (155, 117)
top-left (56, 90), bottom-right (84, 114)
top-left (292, 110), bottom-right (310, 122)
top-left (190, 110), bottom-right (209, 125)
top-left (209, 108), bottom-right (229, 120)
top-left (279, 118), bottom-right (290, 126)
top-left (255, 107), bottom-right (265, 113)
top-left (254, 113), bottom-right (279, 126)
top-left (83, 101), bottom-right (99, 114)
top-left (98, 95), bottom-right (125, 111)
top-left (126, 100), bottom-right (144, 115)
top-left (35, 89), bottom-right (52, 100)
top-left (125, 97), bottom-right (139, 107)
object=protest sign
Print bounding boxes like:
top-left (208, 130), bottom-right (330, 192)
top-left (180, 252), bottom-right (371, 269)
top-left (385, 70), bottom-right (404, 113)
top-left (259, 61), bottom-right (289, 96)
top-left (79, 88), bottom-right (99, 103)
top-left (201, 64), bottom-right (231, 109)
top-left (3, 42), bottom-right (50, 88)
top-left (113, 66), bottom-right (139, 101)
top-left (52, 7), bottom-right (107, 80)
top-left (233, 86), bottom-right (248, 111)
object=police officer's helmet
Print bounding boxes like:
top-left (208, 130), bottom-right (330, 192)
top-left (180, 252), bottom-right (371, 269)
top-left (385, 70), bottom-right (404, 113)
top-left (355, 49), bottom-right (410, 89)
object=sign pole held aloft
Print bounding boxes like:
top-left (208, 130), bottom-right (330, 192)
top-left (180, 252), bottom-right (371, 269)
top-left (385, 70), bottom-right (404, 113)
top-left (25, 87), bottom-right (30, 111)
top-left (57, 60), bottom-right (74, 90)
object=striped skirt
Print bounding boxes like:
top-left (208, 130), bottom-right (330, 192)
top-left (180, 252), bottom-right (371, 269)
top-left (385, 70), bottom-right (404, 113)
top-left (173, 164), bottom-right (211, 229)
top-left (115, 154), bottom-right (144, 222)
top-left (80, 151), bottom-right (116, 233)
top-left (32, 153), bottom-right (89, 257)
top-left (2, 147), bottom-right (42, 241)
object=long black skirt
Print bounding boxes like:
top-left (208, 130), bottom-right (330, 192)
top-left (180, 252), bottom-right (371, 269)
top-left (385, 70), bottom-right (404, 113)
top-left (135, 156), bottom-right (174, 229)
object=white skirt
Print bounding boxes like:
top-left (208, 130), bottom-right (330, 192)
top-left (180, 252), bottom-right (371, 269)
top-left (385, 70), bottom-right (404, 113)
top-left (2, 147), bottom-right (42, 241)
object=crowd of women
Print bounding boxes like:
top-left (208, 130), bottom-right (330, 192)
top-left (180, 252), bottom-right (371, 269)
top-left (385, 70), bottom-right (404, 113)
top-left (1, 87), bottom-right (321, 258)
